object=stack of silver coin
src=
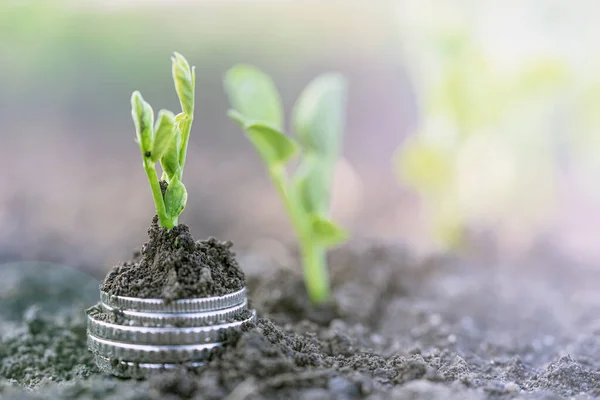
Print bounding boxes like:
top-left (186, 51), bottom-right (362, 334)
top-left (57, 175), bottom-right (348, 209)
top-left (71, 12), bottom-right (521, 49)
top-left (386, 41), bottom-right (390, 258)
top-left (87, 287), bottom-right (255, 378)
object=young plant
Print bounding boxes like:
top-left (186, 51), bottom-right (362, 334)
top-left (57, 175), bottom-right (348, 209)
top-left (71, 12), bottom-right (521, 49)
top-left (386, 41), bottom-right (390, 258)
top-left (131, 52), bottom-right (195, 229)
top-left (224, 66), bottom-right (348, 304)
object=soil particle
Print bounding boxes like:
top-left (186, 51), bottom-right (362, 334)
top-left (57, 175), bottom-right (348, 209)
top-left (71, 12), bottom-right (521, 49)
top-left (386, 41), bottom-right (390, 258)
top-left (527, 355), bottom-right (600, 397)
top-left (387, 380), bottom-right (484, 400)
top-left (0, 305), bottom-right (96, 387)
top-left (101, 216), bottom-right (245, 300)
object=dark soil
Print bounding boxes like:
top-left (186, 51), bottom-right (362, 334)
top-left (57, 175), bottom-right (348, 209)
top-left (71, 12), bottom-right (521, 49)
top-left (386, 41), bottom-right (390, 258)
top-left (101, 216), bottom-right (245, 300)
top-left (2, 238), bottom-right (600, 399)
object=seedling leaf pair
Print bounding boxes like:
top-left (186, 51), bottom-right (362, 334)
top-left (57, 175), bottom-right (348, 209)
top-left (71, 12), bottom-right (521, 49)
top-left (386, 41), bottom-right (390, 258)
top-left (130, 53), bottom-right (195, 229)
top-left (224, 65), bottom-right (349, 303)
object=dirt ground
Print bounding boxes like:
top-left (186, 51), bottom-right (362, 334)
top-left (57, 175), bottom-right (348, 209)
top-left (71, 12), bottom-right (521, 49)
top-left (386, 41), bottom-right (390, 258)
top-left (1, 237), bottom-right (600, 399)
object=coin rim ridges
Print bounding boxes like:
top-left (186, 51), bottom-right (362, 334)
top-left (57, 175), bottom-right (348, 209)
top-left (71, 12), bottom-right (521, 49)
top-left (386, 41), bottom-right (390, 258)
top-left (99, 299), bottom-right (248, 325)
top-left (100, 287), bottom-right (246, 313)
top-left (88, 334), bottom-right (222, 363)
top-left (87, 310), bottom-right (256, 345)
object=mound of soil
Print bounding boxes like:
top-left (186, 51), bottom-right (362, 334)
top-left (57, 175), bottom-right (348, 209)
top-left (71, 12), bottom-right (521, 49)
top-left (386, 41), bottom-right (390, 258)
top-left (101, 216), bottom-right (245, 300)
top-left (2, 235), bottom-right (600, 399)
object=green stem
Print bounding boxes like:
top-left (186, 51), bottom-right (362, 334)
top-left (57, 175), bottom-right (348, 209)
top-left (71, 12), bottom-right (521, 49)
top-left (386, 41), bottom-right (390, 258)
top-left (300, 242), bottom-right (329, 303)
top-left (270, 166), bottom-right (329, 304)
top-left (143, 160), bottom-right (176, 228)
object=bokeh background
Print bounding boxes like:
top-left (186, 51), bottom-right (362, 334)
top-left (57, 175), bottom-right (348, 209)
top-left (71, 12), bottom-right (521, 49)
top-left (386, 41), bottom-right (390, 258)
top-left (1, 0), bottom-right (600, 277)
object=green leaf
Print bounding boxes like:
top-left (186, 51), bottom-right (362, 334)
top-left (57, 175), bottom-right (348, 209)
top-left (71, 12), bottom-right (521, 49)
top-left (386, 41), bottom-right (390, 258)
top-left (292, 74), bottom-right (347, 215)
top-left (226, 109), bottom-right (246, 128)
top-left (244, 122), bottom-right (298, 166)
top-left (292, 73), bottom-right (347, 157)
top-left (151, 110), bottom-right (176, 163)
top-left (164, 178), bottom-right (188, 219)
top-left (131, 91), bottom-right (154, 154)
top-left (172, 52), bottom-right (195, 115)
top-left (294, 155), bottom-right (330, 215)
top-left (224, 65), bottom-right (283, 130)
top-left (160, 125), bottom-right (181, 181)
top-left (310, 215), bottom-right (348, 248)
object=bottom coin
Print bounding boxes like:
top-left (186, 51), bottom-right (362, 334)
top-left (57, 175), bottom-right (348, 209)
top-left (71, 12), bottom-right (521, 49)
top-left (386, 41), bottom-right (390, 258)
top-left (94, 354), bottom-right (204, 379)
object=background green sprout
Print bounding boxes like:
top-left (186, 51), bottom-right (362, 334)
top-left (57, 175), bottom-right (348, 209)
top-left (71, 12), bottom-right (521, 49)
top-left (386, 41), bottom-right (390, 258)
top-left (224, 65), bottom-right (348, 304)
top-left (131, 52), bottom-right (195, 229)
top-left (393, 21), bottom-right (567, 249)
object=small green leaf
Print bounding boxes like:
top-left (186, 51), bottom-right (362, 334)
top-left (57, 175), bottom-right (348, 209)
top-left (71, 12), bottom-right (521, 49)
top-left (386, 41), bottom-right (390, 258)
top-left (172, 52), bottom-right (195, 115)
top-left (151, 110), bottom-right (176, 163)
top-left (245, 122), bottom-right (298, 166)
top-left (131, 91), bottom-right (154, 154)
top-left (164, 178), bottom-right (187, 219)
top-left (226, 109), bottom-right (246, 128)
top-left (294, 155), bottom-right (331, 215)
top-left (292, 73), bottom-right (347, 157)
top-left (310, 215), bottom-right (348, 248)
top-left (224, 65), bottom-right (283, 130)
top-left (160, 125), bottom-right (181, 181)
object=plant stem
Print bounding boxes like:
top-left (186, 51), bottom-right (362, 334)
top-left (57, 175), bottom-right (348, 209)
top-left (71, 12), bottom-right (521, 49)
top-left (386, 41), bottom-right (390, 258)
top-left (300, 242), bottom-right (330, 303)
top-left (270, 166), bottom-right (330, 304)
top-left (143, 160), bottom-right (176, 228)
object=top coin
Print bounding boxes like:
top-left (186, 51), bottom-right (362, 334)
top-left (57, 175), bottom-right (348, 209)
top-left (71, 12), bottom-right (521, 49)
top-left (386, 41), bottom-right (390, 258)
top-left (100, 287), bottom-right (247, 313)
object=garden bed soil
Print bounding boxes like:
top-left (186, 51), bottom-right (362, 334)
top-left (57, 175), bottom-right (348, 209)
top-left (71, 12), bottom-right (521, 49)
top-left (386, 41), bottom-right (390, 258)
top-left (2, 223), bottom-right (600, 399)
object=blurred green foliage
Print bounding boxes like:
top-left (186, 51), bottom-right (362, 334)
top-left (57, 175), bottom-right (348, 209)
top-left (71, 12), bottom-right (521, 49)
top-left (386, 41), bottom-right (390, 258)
top-left (395, 16), bottom-right (569, 248)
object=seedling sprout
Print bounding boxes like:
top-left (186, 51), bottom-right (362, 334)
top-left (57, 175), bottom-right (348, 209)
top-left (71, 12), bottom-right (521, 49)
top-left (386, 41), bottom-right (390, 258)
top-left (131, 52), bottom-right (195, 229)
top-left (224, 66), bottom-right (348, 304)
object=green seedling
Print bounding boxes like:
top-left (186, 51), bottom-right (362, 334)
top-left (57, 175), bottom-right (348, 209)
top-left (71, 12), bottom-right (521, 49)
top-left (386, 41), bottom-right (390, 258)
top-left (224, 65), bottom-right (348, 304)
top-left (131, 52), bottom-right (195, 229)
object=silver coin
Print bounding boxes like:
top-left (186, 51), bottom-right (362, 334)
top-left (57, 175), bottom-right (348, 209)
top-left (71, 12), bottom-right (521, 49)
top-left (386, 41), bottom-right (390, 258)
top-left (88, 333), bottom-right (223, 363)
top-left (100, 299), bottom-right (248, 326)
top-left (87, 310), bottom-right (256, 345)
top-left (93, 354), bottom-right (204, 379)
top-left (100, 287), bottom-right (247, 313)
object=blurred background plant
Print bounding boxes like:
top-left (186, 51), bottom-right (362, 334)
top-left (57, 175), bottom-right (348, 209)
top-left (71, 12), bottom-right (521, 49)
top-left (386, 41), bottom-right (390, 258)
top-left (394, 0), bottom-right (568, 251)
top-left (1, 0), bottom-right (600, 274)
top-left (393, 0), bottom-right (600, 256)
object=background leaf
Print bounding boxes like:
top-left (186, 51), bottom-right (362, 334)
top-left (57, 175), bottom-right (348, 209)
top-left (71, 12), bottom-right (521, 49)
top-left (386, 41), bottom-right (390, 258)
top-left (226, 109), bottom-right (246, 128)
top-left (224, 65), bottom-right (283, 130)
top-left (310, 215), bottom-right (348, 248)
top-left (292, 73), bottom-right (347, 157)
top-left (292, 73), bottom-right (347, 215)
top-left (151, 109), bottom-right (176, 163)
top-left (244, 122), bottom-right (298, 166)
top-left (294, 155), bottom-right (330, 215)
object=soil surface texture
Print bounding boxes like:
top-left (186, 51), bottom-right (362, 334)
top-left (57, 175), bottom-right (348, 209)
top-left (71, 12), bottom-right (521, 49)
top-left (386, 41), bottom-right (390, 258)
top-left (101, 216), bottom-right (245, 300)
top-left (2, 237), bottom-right (600, 399)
